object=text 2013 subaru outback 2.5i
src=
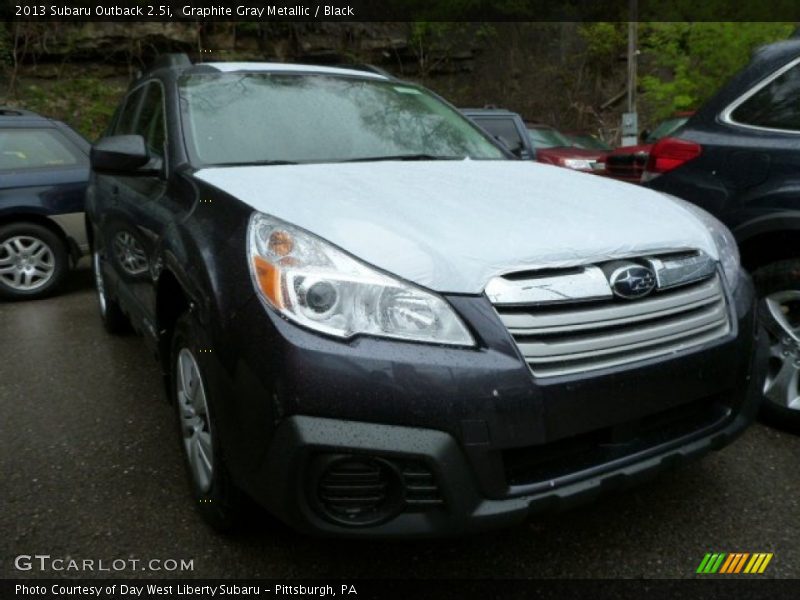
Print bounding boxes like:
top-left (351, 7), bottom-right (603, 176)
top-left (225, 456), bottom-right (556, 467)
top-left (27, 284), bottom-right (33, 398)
top-left (86, 55), bottom-right (767, 537)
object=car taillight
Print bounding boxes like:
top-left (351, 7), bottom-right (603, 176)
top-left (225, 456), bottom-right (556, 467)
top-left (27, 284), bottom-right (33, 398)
top-left (642, 137), bottom-right (702, 181)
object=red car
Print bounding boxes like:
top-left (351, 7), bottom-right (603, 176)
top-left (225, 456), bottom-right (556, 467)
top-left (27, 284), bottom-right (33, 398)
top-left (462, 109), bottom-right (605, 172)
top-left (527, 123), bottom-right (606, 172)
top-left (602, 112), bottom-right (694, 183)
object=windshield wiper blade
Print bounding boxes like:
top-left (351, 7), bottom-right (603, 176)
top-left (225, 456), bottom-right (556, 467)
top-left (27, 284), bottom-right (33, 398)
top-left (216, 160), bottom-right (299, 167)
top-left (340, 154), bottom-right (463, 163)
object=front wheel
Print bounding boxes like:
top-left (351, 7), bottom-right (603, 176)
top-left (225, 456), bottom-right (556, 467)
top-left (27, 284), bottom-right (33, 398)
top-left (0, 222), bottom-right (68, 300)
top-left (753, 259), bottom-right (800, 433)
top-left (171, 312), bottom-right (245, 531)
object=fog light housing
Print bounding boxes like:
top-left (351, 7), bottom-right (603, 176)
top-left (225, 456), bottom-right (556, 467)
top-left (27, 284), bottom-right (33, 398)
top-left (312, 455), bottom-right (403, 527)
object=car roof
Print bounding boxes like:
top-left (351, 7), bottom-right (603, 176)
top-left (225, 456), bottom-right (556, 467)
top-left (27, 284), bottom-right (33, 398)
top-left (199, 62), bottom-right (388, 80)
top-left (0, 108), bottom-right (66, 130)
top-left (0, 107), bottom-right (48, 121)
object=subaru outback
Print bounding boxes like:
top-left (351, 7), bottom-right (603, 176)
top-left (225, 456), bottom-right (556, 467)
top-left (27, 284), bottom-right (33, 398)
top-left (86, 54), bottom-right (766, 537)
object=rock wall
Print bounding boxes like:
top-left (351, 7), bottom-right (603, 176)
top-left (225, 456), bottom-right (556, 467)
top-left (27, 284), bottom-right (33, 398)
top-left (2, 22), bottom-right (628, 140)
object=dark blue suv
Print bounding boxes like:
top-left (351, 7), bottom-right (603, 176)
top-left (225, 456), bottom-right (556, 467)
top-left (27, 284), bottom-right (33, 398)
top-left (0, 108), bottom-right (90, 299)
top-left (644, 40), bottom-right (800, 432)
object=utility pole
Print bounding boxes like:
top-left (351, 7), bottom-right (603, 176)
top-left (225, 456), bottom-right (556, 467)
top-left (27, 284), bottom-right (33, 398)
top-left (621, 0), bottom-right (639, 146)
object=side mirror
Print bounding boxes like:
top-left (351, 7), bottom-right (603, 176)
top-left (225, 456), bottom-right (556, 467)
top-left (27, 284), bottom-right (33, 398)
top-left (91, 135), bottom-right (158, 174)
top-left (639, 129), bottom-right (651, 143)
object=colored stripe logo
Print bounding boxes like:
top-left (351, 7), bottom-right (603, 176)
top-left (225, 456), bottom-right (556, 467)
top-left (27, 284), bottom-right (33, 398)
top-left (696, 552), bottom-right (773, 574)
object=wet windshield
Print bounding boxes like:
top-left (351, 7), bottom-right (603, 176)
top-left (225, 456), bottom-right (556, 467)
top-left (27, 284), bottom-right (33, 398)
top-left (179, 73), bottom-right (505, 165)
top-left (526, 126), bottom-right (572, 149)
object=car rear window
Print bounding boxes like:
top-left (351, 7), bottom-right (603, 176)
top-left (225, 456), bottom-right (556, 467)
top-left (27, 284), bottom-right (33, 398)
top-left (730, 61), bottom-right (800, 132)
top-left (470, 117), bottom-right (526, 151)
top-left (527, 126), bottom-right (572, 149)
top-left (0, 128), bottom-right (86, 171)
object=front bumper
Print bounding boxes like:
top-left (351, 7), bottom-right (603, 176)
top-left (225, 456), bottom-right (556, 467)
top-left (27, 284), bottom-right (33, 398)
top-left (263, 388), bottom-right (760, 537)
top-left (216, 271), bottom-right (766, 537)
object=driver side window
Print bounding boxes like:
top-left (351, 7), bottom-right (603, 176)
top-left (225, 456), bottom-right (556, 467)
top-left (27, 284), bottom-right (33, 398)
top-left (113, 82), bottom-right (166, 159)
top-left (135, 83), bottom-right (167, 159)
top-left (114, 87), bottom-right (145, 136)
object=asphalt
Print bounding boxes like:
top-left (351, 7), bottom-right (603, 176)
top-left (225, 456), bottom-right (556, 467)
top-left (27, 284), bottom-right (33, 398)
top-left (1, 263), bottom-right (799, 580)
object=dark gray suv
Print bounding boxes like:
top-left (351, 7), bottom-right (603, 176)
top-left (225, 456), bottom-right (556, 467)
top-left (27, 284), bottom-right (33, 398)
top-left (86, 54), bottom-right (766, 537)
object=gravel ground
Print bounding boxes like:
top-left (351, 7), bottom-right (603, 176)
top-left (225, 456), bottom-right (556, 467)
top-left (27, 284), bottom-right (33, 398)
top-left (1, 265), bottom-right (798, 579)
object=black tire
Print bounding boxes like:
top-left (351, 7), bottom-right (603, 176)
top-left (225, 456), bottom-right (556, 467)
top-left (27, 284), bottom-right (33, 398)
top-left (752, 258), bottom-right (800, 433)
top-left (171, 311), bottom-right (245, 532)
top-left (0, 222), bottom-right (68, 300)
top-left (92, 248), bottom-right (131, 334)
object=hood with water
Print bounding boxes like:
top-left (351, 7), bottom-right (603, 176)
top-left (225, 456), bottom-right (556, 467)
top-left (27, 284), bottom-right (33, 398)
top-left (194, 160), bottom-right (716, 294)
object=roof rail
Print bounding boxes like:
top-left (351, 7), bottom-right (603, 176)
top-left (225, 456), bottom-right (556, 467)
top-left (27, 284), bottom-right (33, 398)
top-left (334, 63), bottom-right (394, 78)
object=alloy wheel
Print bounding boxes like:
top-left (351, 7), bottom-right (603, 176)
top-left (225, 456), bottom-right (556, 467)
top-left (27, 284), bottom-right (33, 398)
top-left (0, 235), bottom-right (56, 291)
top-left (176, 348), bottom-right (214, 493)
top-left (762, 290), bottom-right (800, 412)
top-left (93, 250), bottom-right (108, 316)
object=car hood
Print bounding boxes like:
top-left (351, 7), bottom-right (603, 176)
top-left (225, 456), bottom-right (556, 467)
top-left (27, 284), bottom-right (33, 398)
top-left (194, 160), bottom-right (717, 294)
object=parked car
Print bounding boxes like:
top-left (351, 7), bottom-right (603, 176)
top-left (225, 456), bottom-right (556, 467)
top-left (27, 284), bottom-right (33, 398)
top-left (462, 108), bottom-right (604, 172)
top-left (0, 108), bottom-right (90, 299)
top-left (644, 39), bottom-right (800, 432)
top-left (564, 131), bottom-right (612, 152)
top-left (87, 54), bottom-right (765, 537)
top-left (602, 112), bottom-right (694, 183)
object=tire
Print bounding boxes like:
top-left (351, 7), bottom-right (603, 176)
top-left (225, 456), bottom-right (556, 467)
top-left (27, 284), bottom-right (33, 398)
top-left (92, 248), bottom-right (131, 334)
top-left (171, 311), bottom-right (245, 532)
top-left (752, 258), bottom-right (800, 433)
top-left (0, 222), bottom-right (68, 300)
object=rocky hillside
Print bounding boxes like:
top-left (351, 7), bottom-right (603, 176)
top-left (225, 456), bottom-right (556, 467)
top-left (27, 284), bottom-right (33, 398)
top-left (0, 22), bottom-right (628, 141)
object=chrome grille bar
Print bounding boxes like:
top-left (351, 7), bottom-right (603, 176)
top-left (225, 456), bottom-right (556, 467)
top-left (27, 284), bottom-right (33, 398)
top-left (492, 273), bottom-right (730, 378)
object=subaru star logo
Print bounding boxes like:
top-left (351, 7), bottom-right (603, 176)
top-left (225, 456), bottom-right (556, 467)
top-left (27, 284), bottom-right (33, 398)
top-left (609, 264), bottom-right (657, 299)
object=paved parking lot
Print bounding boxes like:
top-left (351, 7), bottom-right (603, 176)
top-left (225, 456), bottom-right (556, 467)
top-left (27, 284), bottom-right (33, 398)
top-left (1, 264), bottom-right (798, 579)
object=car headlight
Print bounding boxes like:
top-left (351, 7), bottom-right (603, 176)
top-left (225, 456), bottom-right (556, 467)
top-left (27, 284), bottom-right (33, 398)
top-left (664, 195), bottom-right (741, 290)
top-left (562, 158), bottom-right (595, 171)
top-left (247, 212), bottom-right (475, 346)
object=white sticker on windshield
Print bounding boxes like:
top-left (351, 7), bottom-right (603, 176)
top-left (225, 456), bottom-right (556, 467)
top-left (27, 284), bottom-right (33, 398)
top-left (394, 86), bottom-right (422, 95)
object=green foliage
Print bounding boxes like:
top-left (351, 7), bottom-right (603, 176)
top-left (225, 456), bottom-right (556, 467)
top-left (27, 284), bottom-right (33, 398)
top-left (19, 78), bottom-right (127, 141)
top-left (577, 22), bottom-right (794, 126)
top-left (579, 22), bottom-right (626, 63)
top-left (639, 22), bottom-right (795, 120)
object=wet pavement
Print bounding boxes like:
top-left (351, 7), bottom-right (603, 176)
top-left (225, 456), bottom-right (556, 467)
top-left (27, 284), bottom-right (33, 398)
top-left (1, 264), bottom-right (799, 579)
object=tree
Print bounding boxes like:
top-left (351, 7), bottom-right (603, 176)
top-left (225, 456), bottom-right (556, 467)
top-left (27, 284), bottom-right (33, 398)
top-left (639, 22), bottom-right (794, 120)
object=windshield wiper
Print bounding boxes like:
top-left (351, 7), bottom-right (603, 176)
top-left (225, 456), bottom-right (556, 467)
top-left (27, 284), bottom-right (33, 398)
top-left (340, 154), bottom-right (464, 163)
top-left (215, 160), bottom-right (299, 167)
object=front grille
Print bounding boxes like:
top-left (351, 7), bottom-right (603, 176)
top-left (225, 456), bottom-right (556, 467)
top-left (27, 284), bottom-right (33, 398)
top-left (494, 274), bottom-right (730, 378)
